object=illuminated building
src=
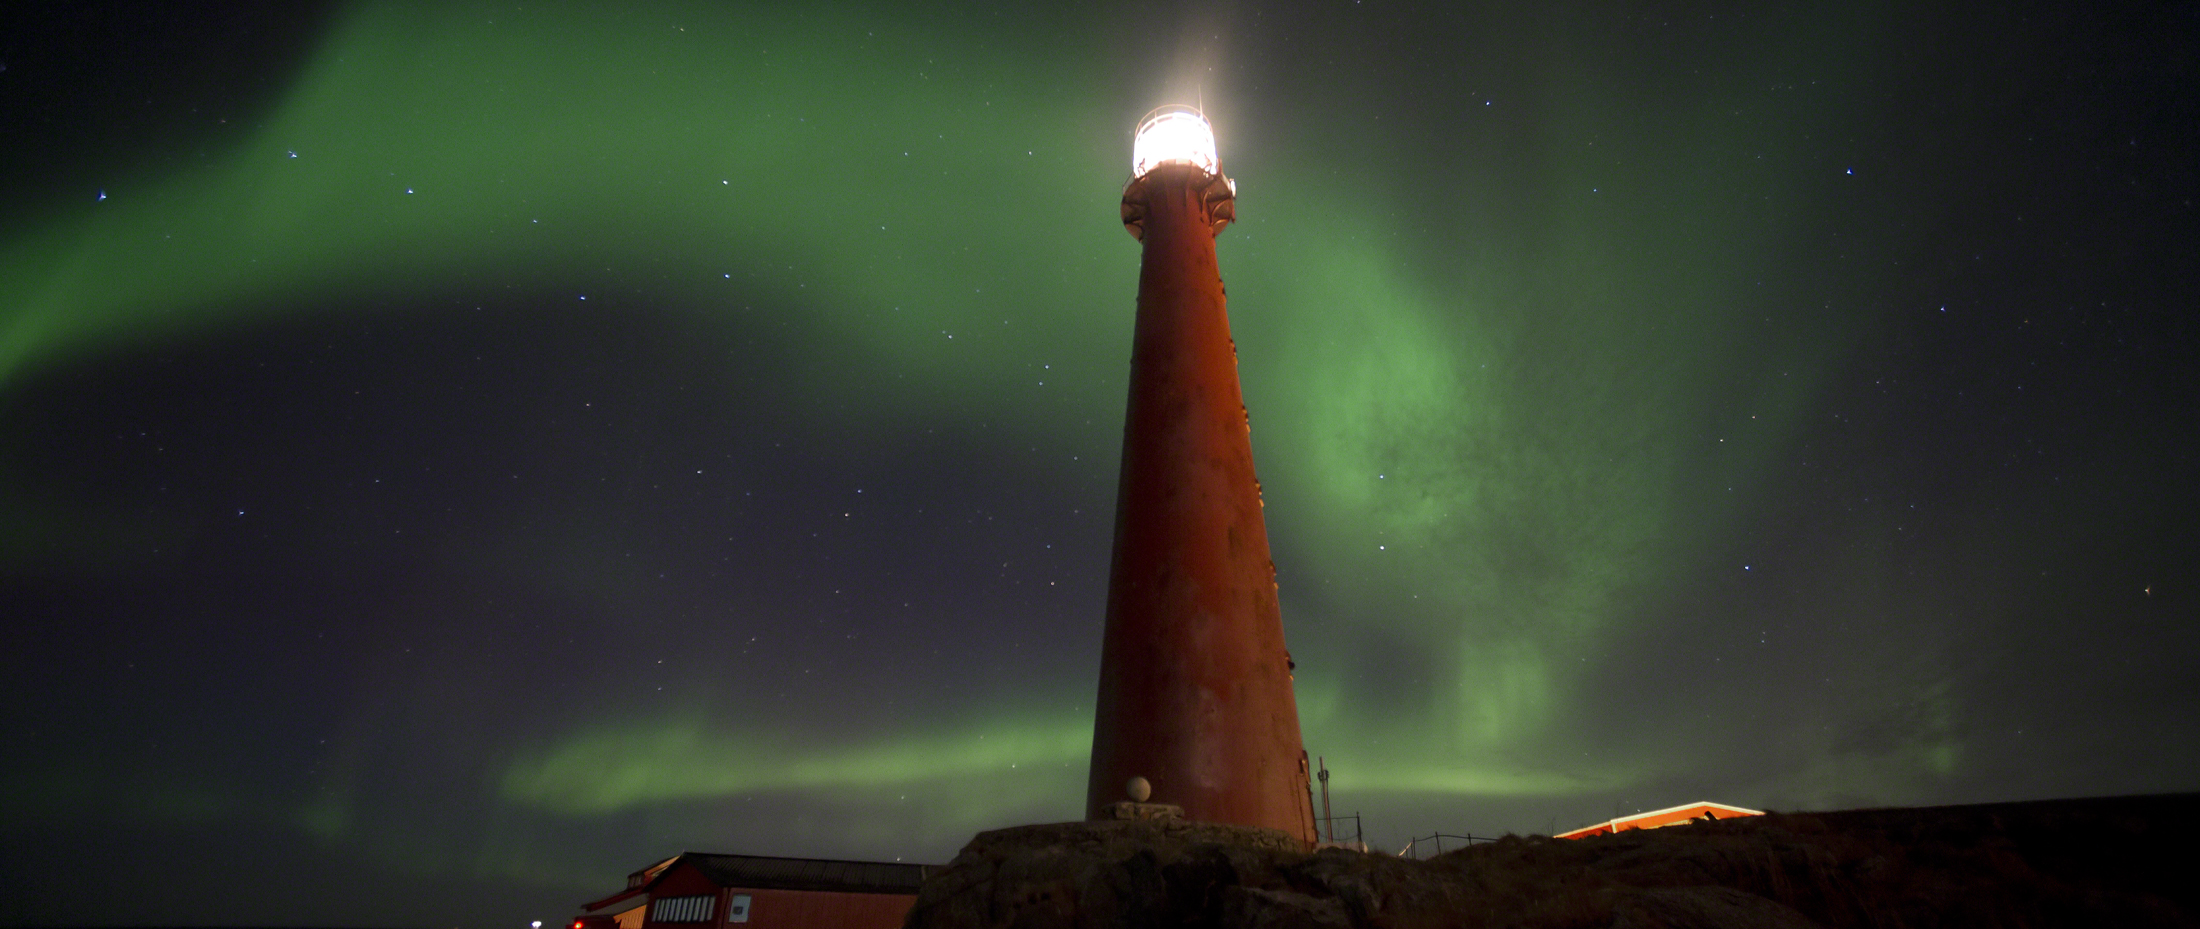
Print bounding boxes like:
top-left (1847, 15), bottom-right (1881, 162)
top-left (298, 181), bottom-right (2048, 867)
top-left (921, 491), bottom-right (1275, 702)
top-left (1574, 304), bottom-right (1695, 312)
top-left (1085, 106), bottom-right (1319, 844)
top-left (1555, 801), bottom-right (1766, 839)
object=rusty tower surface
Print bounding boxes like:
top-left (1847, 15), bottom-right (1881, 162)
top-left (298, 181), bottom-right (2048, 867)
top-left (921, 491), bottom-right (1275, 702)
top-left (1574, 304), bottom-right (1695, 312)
top-left (1085, 108), bottom-right (1318, 845)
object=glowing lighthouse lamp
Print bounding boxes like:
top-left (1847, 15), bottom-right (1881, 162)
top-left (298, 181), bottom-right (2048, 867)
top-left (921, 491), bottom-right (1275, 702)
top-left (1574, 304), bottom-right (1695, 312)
top-left (1121, 106), bottom-right (1237, 240)
top-left (1131, 105), bottom-right (1222, 179)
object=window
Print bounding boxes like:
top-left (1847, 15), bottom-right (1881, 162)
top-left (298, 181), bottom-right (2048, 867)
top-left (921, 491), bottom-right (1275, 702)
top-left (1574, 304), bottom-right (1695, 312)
top-left (648, 896), bottom-right (714, 923)
top-left (726, 894), bottom-right (751, 924)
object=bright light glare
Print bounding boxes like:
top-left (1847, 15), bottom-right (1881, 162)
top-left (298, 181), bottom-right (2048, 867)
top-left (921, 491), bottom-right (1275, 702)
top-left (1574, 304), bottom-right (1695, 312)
top-left (1131, 106), bottom-right (1220, 179)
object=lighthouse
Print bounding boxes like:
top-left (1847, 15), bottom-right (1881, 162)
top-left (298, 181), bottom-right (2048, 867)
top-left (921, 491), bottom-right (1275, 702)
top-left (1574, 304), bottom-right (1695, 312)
top-left (1085, 107), bottom-right (1318, 845)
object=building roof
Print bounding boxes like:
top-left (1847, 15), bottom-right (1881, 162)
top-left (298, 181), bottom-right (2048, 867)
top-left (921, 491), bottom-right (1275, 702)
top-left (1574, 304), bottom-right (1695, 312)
top-left (1555, 800), bottom-right (1765, 839)
top-left (668, 852), bottom-right (935, 895)
top-left (578, 884), bottom-right (647, 916)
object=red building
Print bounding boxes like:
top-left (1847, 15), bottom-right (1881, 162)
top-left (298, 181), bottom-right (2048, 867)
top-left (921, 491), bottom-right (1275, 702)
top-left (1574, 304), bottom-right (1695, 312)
top-left (574, 852), bottom-right (935, 929)
top-left (1554, 800), bottom-right (1765, 839)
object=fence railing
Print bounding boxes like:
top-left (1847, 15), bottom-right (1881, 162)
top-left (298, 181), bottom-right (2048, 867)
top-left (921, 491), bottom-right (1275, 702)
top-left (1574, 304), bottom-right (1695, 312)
top-left (1318, 813), bottom-right (1364, 848)
top-left (1398, 831), bottom-right (1500, 858)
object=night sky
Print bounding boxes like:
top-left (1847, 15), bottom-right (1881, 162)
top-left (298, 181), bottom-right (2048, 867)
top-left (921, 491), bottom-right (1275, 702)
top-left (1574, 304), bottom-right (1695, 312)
top-left (3, 2), bottom-right (2195, 925)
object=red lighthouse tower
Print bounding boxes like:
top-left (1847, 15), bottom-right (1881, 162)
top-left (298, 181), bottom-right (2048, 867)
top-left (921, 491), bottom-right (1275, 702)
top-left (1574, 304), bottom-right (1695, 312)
top-left (1085, 107), bottom-right (1318, 845)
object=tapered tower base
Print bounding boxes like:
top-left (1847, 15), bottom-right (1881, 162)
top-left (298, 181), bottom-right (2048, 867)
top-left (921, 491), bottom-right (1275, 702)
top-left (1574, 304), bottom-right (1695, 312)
top-left (1085, 145), bottom-right (1316, 845)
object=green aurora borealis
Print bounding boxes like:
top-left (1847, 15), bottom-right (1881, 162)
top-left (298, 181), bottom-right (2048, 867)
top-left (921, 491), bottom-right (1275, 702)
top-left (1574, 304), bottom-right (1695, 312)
top-left (4, 2), bottom-right (2193, 925)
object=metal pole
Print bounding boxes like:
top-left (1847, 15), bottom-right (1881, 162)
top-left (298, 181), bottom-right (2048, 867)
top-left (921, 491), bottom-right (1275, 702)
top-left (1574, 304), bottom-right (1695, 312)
top-left (1317, 756), bottom-right (1334, 844)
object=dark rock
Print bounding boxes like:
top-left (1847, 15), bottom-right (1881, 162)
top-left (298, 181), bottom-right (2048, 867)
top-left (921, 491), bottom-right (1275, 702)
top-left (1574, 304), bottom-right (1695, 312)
top-left (903, 819), bottom-right (1301, 929)
top-left (1608, 886), bottom-right (1822, 929)
top-left (906, 794), bottom-right (2200, 929)
top-left (1222, 886), bottom-right (1349, 929)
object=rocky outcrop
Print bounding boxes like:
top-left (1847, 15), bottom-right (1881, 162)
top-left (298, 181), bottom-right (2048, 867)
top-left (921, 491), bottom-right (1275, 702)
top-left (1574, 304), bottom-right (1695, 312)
top-left (905, 793), bottom-right (2199, 928)
top-left (905, 820), bottom-right (1303, 929)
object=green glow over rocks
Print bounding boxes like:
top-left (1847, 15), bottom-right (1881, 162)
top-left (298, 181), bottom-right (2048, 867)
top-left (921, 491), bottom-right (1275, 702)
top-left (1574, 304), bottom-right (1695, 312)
top-left (501, 707), bottom-right (1091, 816)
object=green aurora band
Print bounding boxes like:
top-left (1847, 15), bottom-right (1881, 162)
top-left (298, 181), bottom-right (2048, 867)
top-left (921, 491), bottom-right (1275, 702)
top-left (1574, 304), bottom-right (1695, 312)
top-left (1, 0), bottom-right (1972, 871)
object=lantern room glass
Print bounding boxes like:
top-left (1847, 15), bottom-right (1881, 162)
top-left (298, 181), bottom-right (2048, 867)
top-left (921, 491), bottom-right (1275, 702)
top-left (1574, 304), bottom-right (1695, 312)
top-left (1131, 106), bottom-right (1220, 179)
